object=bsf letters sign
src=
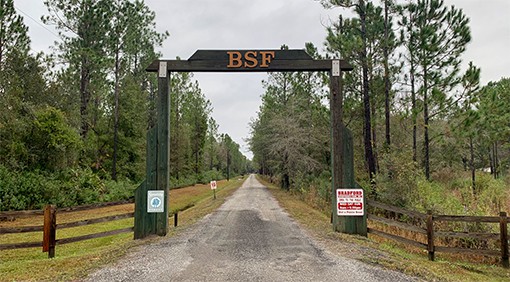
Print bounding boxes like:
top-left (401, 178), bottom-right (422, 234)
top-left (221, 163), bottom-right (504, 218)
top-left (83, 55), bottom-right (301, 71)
top-left (227, 51), bottom-right (275, 68)
top-left (337, 189), bottom-right (364, 216)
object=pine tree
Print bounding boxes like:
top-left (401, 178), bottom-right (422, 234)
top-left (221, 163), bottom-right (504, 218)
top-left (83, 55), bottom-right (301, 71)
top-left (43, 0), bottom-right (111, 139)
top-left (249, 44), bottom-right (329, 189)
top-left (324, 1), bottom-right (396, 189)
top-left (453, 62), bottom-right (480, 191)
top-left (0, 0), bottom-right (50, 169)
top-left (108, 0), bottom-right (168, 180)
top-left (0, 0), bottom-right (29, 71)
top-left (411, 0), bottom-right (471, 179)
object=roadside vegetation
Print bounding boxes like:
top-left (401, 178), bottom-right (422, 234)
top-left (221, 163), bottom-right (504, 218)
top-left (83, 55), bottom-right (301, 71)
top-left (0, 178), bottom-right (245, 281)
top-left (249, 1), bottom-right (509, 221)
top-left (259, 176), bottom-right (510, 282)
top-left (0, 0), bottom-right (250, 212)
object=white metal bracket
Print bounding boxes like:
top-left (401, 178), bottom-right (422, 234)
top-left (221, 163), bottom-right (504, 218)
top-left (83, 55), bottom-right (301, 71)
top-left (332, 60), bottom-right (340, 77)
top-left (158, 61), bottom-right (167, 78)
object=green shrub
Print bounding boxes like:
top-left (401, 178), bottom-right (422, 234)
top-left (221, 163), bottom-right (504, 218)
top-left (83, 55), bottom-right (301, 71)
top-left (409, 177), bottom-right (465, 214)
top-left (170, 176), bottom-right (197, 189)
top-left (102, 179), bottom-right (136, 202)
top-left (0, 167), bottom-right (47, 210)
top-left (475, 173), bottom-right (509, 215)
top-left (0, 165), bottom-right (137, 211)
top-left (375, 149), bottom-right (422, 207)
top-left (197, 169), bottom-right (225, 184)
top-left (27, 107), bottom-right (82, 171)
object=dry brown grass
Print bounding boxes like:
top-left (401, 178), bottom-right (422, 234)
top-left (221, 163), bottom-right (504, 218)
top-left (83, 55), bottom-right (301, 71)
top-left (258, 176), bottom-right (510, 282)
top-left (0, 177), bottom-right (246, 281)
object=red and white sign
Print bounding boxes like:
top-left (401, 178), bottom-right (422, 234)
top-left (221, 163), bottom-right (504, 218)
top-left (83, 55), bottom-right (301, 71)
top-left (210, 180), bottom-right (217, 190)
top-left (337, 189), bottom-right (364, 216)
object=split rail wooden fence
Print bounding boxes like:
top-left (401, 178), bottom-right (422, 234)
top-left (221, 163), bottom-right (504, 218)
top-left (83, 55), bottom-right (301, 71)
top-left (0, 200), bottom-right (134, 258)
top-left (3, 197), bottom-right (509, 266)
top-left (0, 200), bottom-right (183, 258)
top-left (367, 199), bottom-right (509, 267)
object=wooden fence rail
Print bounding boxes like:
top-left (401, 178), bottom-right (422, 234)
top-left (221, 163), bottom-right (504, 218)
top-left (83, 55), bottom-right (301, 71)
top-left (367, 199), bottom-right (509, 267)
top-left (0, 201), bottom-right (135, 257)
top-left (0, 200), bottom-right (134, 220)
top-left (1, 200), bottom-right (186, 258)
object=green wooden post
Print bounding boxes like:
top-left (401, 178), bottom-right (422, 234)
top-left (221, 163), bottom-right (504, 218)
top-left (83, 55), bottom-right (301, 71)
top-left (330, 61), bottom-right (344, 233)
top-left (134, 180), bottom-right (146, 239)
top-left (134, 61), bottom-right (169, 239)
top-left (338, 126), bottom-right (367, 236)
top-left (134, 125), bottom-right (158, 239)
top-left (330, 61), bottom-right (367, 236)
top-left (155, 63), bottom-right (169, 236)
top-left (146, 125), bottom-right (158, 236)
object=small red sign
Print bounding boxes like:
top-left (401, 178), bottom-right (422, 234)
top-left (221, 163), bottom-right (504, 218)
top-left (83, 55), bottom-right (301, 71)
top-left (337, 189), bottom-right (364, 216)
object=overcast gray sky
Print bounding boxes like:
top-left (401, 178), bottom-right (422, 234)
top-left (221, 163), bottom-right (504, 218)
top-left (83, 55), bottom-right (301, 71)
top-left (14, 0), bottom-right (510, 160)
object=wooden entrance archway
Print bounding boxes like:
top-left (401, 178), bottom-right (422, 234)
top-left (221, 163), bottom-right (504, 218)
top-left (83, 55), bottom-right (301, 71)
top-left (134, 49), bottom-right (366, 238)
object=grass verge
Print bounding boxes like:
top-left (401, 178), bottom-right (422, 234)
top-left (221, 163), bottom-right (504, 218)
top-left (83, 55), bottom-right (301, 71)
top-left (257, 176), bottom-right (510, 282)
top-left (0, 177), bottom-right (246, 281)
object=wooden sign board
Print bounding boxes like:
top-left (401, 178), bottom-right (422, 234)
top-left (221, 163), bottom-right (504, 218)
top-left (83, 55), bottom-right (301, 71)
top-left (147, 190), bottom-right (164, 213)
top-left (337, 189), bottom-right (364, 216)
top-left (146, 49), bottom-right (352, 73)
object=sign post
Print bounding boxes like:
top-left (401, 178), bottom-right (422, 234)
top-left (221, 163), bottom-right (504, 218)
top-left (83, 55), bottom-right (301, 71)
top-left (330, 121), bottom-right (367, 236)
top-left (210, 180), bottom-right (217, 200)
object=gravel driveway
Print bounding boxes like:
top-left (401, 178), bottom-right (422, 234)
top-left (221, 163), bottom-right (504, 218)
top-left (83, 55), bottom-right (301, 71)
top-left (84, 175), bottom-right (418, 282)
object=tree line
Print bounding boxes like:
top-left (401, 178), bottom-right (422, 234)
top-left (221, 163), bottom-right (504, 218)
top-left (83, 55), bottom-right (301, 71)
top-left (249, 0), bottom-right (509, 211)
top-left (0, 0), bottom-right (249, 211)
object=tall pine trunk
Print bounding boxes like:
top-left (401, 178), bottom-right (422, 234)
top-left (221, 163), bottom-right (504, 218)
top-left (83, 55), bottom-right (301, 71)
top-left (176, 95), bottom-right (180, 180)
top-left (423, 66), bottom-right (430, 180)
top-left (469, 137), bottom-right (475, 193)
top-left (384, 0), bottom-right (391, 147)
top-left (371, 95), bottom-right (379, 172)
top-left (112, 47), bottom-right (120, 180)
top-left (359, 0), bottom-right (377, 182)
top-left (411, 59), bottom-right (417, 162)
top-left (488, 146), bottom-right (494, 176)
top-left (194, 116), bottom-right (200, 176)
top-left (79, 55), bottom-right (91, 138)
top-left (407, 11), bottom-right (418, 163)
top-left (226, 149), bottom-right (230, 181)
top-left (494, 141), bottom-right (499, 179)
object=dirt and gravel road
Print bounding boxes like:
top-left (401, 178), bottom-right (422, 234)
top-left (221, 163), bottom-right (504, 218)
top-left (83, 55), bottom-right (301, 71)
top-left (85, 174), bottom-right (417, 281)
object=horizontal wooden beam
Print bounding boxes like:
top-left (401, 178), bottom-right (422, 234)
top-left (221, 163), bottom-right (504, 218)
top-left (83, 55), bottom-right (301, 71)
top-left (0, 210), bottom-right (44, 218)
top-left (434, 215), bottom-right (500, 223)
top-left (368, 214), bottom-right (427, 234)
top-left (0, 241), bottom-right (41, 250)
top-left (435, 246), bottom-right (500, 257)
top-left (0, 200), bottom-right (134, 220)
top-left (367, 199), bottom-right (427, 220)
top-left (57, 200), bottom-right (133, 213)
top-left (0, 225), bottom-right (43, 234)
top-left (146, 59), bottom-right (353, 73)
top-left (435, 231), bottom-right (500, 240)
top-left (56, 227), bottom-right (133, 245)
top-left (188, 49), bottom-right (313, 61)
top-left (368, 228), bottom-right (427, 249)
top-left (57, 213), bottom-right (134, 229)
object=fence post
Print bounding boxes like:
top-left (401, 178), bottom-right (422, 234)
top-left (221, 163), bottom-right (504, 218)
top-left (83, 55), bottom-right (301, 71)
top-left (500, 212), bottom-right (509, 268)
top-left (426, 210), bottom-right (435, 261)
top-left (43, 205), bottom-right (56, 258)
top-left (174, 212), bottom-right (178, 227)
